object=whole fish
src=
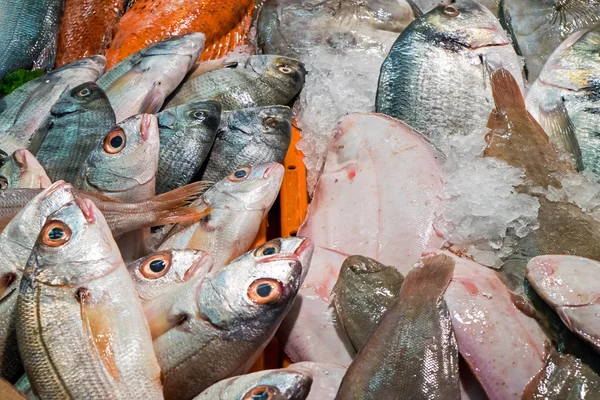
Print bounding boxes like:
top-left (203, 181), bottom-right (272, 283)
top-left (164, 55), bottom-right (306, 110)
top-left (0, 150), bottom-right (51, 189)
top-left (332, 255), bottom-right (404, 352)
top-left (77, 114), bottom-right (159, 202)
top-left (32, 81), bottom-right (116, 183)
top-left (127, 249), bottom-right (214, 302)
top-left (145, 237), bottom-right (313, 399)
top-left (335, 254), bottom-right (459, 400)
top-left (527, 255), bottom-right (600, 354)
top-left (158, 163), bottom-right (284, 270)
top-left (16, 198), bottom-right (163, 399)
top-left (286, 363), bottom-right (347, 400)
top-left (55, 0), bottom-right (125, 66)
top-left (156, 101), bottom-right (221, 194)
top-left (376, 0), bottom-right (524, 138)
top-left (0, 56), bottom-right (106, 155)
top-left (0, 0), bottom-right (64, 81)
top-left (200, 106), bottom-right (292, 183)
top-left (194, 369), bottom-right (313, 400)
top-left (0, 181), bottom-right (74, 383)
top-left (98, 34), bottom-right (205, 122)
top-left (526, 27), bottom-right (600, 175)
top-left (500, 0), bottom-right (600, 82)
top-left (104, 0), bottom-right (254, 67)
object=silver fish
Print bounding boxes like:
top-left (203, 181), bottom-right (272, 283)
top-left (0, 150), bottom-right (51, 189)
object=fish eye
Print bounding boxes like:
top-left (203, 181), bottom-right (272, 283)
top-left (254, 241), bottom-right (281, 257)
top-left (263, 117), bottom-right (279, 128)
top-left (247, 279), bottom-right (282, 304)
top-left (227, 166), bottom-right (251, 182)
top-left (444, 5), bottom-right (459, 16)
top-left (141, 253), bottom-right (172, 279)
top-left (243, 386), bottom-right (279, 400)
top-left (278, 65), bottom-right (293, 74)
top-left (190, 110), bottom-right (206, 121)
top-left (0, 176), bottom-right (8, 190)
top-left (41, 220), bottom-right (72, 247)
top-left (78, 87), bottom-right (91, 97)
top-left (103, 127), bottom-right (126, 154)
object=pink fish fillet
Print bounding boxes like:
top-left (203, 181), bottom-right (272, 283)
top-left (527, 255), bottom-right (600, 354)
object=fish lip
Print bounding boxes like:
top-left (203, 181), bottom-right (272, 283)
top-left (183, 253), bottom-right (214, 281)
top-left (293, 237), bottom-right (313, 258)
top-left (14, 150), bottom-right (27, 169)
top-left (196, 310), bottom-right (228, 331)
top-left (263, 163), bottom-right (284, 178)
top-left (41, 180), bottom-right (69, 200)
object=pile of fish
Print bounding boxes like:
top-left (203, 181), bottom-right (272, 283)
top-left (1, 0), bottom-right (600, 399)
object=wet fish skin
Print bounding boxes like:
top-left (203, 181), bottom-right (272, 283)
top-left (194, 369), bottom-right (312, 399)
top-left (156, 101), bottom-right (221, 194)
top-left (335, 254), bottom-right (459, 400)
top-left (0, 0), bottom-right (64, 81)
top-left (413, 0), bottom-right (499, 15)
top-left (16, 198), bottom-right (163, 399)
top-left (286, 363), bottom-right (347, 400)
top-left (332, 255), bottom-right (404, 352)
top-left (164, 55), bottom-right (306, 110)
top-left (32, 81), bottom-right (116, 183)
top-left (376, 0), bottom-right (524, 138)
top-left (127, 249), bottom-right (214, 302)
top-left (0, 181), bottom-right (75, 383)
top-left (98, 33), bottom-right (206, 122)
top-left (0, 150), bottom-right (51, 189)
top-left (0, 56), bottom-right (106, 155)
top-left (201, 106), bottom-right (292, 183)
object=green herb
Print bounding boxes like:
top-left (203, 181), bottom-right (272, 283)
top-left (0, 69), bottom-right (45, 97)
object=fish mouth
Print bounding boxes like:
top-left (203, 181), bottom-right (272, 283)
top-left (293, 237), bottom-right (314, 258)
top-left (263, 163), bottom-right (284, 178)
top-left (183, 253), bottom-right (214, 281)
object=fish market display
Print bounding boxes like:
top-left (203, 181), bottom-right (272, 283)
top-left (376, 0), bottom-right (524, 138)
top-left (98, 33), bottom-right (205, 122)
top-left (201, 106), bottom-right (292, 183)
top-left (0, 150), bottom-right (51, 189)
top-left (165, 55), bottom-right (306, 111)
top-left (0, 0), bottom-right (64, 81)
top-left (33, 81), bottom-right (116, 183)
top-left (526, 26), bottom-right (600, 175)
top-left (156, 101), bottom-right (221, 194)
top-left (527, 255), bottom-right (600, 353)
top-left (286, 363), bottom-right (346, 400)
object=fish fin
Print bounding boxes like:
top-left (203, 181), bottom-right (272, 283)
top-left (13, 80), bottom-right (59, 126)
top-left (537, 99), bottom-right (584, 171)
top-left (148, 181), bottom-right (212, 209)
top-left (139, 83), bottom-right (165, 115)
top-left (199, 3), bottom-right (254, 61)
top-left (400, 254), bottom-right (455, 299)
top-left (550, 0), bottom-right (600, 33)
top-left (27, 116), bottom-right (54, 155)
top-left (105, 64), bottom-right (144, 94)
top-left (490, 68), bottom-right (526, 112)
top-left (405, 0), bottom-right (423, 17)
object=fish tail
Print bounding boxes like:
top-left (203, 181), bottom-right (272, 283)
top-left (400, 254), bottom-right (455, 299)
top-left (199, 2), bottom-right (254, 61)
top-left (490, 68), bottom-right (526, 112)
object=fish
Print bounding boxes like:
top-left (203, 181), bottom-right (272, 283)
top-left (331, 255), bottom-right (404, 352)
top-left (526, 27), bottom-right (600, 175)
top-left (156, 101), bottom-right (221, 194)
top-left (500, 0), bottom-right (600, 82)
top-left (16, 198), bottom-right (163, 399)
top-left (413, 0), bottom-right (499, 15)
top-left (164, 56), bottom-right (306, 111)
top-left (0, 181), bottom-right (75, 383)
top-left (158, 163), bottom-right (284, 270)
top-left (145, 237), bottom-right (313, 399)
top-left (199, 106), bottom-right (292, 183)
top-left (334, 254), bottom-right (459, 400)
top-left (0, 150), bottom-right (51, 189)
top-left (376, 0), bottom-right (524, 138)
top-left (127, 249), bottom-right (214, 302)
top-left (31, 81), bottom-right (116, 183)
top-left (522, 348), bottom-right (600, 399)
top-left (98, 33), bottom-right (205, 122)
top-left (0, 0), bottom-right (64, 81)
top-left (55, 0), bottom-right (125, 66)
top-left (286, 363), bottom-right (347, 400)
top-left (194, 368), bottom-right (313, 399)
top-left (527, 255), bottom-right (600, 354)
top-left (0, 56), bottom-right (106, 155)
top-left (104, 0), bottom-right (254, 68)
top-left (77, 114), bottom-right (159, 203)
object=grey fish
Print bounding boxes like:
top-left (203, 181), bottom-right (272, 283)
top-left (194, 369), bottom-right (313, 400)
top-left (32, 81), bottom-right (116, 183)
top-left (332, 255), bottom-right (404, 352)
top-left (145, 237), bottom-right (313, 400)
top-left (0, 56), bottom-right (106, 155)
top-left (0, 150), bottom-right (51, 189)
top-left (413, 0), bottom-right (499, 15)
top-left (376, 0), bottom-right (524, 138)
top-left (500, 0), bottom-right (600, 82)
top-left (0, 0), bottom-right (64, 81)
top-left (335, 254), bottom-right (459, 400)
top-left (526, 27), bottom-right (600, 175)
top-left (156, 101), bottom-right (221, 194)
top-left (0, 181), bottom-right (74, 383)
top-left (164, 55), bottom-right (306, 111)
top-left (98, 33), bottom-right (205, 122)
top-left (200, 106), bottom-right (292, 183)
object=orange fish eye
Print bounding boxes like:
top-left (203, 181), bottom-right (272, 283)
top-left (243, 386), bottom-right (278, 400)
top-left (140, 253), bottom-right (172, 279)
top-left (41, 220), bottom-right (72, 247)
top-left (103, 127), bottom-right (126, 154)
top-left (444, 5), bottom-right (460, 16)
top-left (254, 241), bottom-right (281, 257)
top-left (247, 279), bottom-right (282, 304)
top-left (227, 166), bottom-right (251, 182)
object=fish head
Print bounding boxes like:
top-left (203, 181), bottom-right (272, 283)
top-left (141, 33), bottom-right (206, 70)
top-left (0, 150), bottom-right (50, 189)
top-left (249, 237), bottom-right (315, 284)
top-left (50, 82), bottom-right (111, 118)
top-left (223, 105), bottom-right (292, 150)
top-left (248, 55), bottom-right (307, 94)
top-left (164, 100), bottom-right (222, 138)
top-left (53, 55), bottom-right (107, 81)
top-left (128, 250), bottom-right (214, 302)
top-left (336, 255), bottom-right (404, 298)
top-left (204, 162), bottom-right (284, 212)
top-left (420, 0), bottom-right (509, 49)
